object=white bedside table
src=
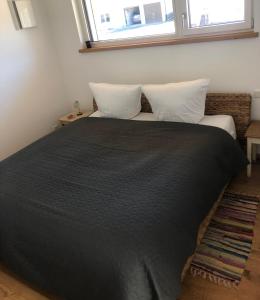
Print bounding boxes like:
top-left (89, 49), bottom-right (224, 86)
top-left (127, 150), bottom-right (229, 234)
top-left (246, 121), bottom-right (260, 177)
top-left (59, 110), bottom-right (93, 126)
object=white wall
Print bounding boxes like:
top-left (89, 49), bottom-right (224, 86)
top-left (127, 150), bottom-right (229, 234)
top-left (0, 0), bottom-right (70, 160)
top-left (44, 0), bottom-right (260, 120)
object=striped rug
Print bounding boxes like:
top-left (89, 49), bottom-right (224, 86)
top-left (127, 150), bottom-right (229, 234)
top-left (190, 192), bottom-right (259, 287)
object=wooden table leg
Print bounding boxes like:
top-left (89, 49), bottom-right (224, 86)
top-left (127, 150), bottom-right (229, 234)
top-left (247, 139), bottom-right (252, 177)
top-left (252, 144), bottom-right (257, 162)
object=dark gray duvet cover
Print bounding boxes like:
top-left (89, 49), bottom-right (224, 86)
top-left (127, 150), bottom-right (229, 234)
top-left (0, 117), bottom-right (246, 300)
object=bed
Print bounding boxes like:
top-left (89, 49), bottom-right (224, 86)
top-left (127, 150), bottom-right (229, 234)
top-left (0, 93), bottom-right (251, 300)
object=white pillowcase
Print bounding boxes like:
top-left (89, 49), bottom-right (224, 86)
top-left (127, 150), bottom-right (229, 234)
top-left (142, 79), bottom-right (210, 124)
top-left (89, 82), bottom-right (142, 119)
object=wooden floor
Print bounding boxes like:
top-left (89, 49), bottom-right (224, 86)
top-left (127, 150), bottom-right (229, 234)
top-left (0, 165), bottom-right (260, 300)
top-left (180, 163), bottom-right (260, 300)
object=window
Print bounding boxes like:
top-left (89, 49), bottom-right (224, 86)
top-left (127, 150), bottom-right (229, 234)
top-left (100, 14), bottom-right (110, 24)
top-left (182, 0), bottom-right (253, 35)
top-left (75, 0), bottom-right (253, 46)
top-left (83, 0), bottom-right (175, 41)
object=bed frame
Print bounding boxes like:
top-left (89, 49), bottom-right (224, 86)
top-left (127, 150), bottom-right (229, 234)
top-left (93, 93), bottom-right (252, 146)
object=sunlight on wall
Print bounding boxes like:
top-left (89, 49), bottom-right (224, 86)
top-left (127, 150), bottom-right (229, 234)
top-left (0, 0), bottom-right (69, 160)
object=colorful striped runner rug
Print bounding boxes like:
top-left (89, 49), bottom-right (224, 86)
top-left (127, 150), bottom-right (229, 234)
top-left (190, 192), bottom-right (259, 287)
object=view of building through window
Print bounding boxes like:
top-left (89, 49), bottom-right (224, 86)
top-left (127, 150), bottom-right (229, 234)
top-left (188, 0), bottom-right (245, 28)
top-left (86, 0), bottom-right (175, 41)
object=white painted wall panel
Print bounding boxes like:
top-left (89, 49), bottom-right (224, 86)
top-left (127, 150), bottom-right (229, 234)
top-left (44, 0), bottom-right (260, 121)
top-left (0, 0), bottom-right (70, 160)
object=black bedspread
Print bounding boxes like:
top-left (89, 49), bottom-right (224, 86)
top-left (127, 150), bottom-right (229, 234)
top-left (0, 118), bottom-right (246, 300)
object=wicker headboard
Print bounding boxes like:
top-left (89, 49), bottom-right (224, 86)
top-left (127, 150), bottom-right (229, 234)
top-left (93, 93), bottom-right (251, 145)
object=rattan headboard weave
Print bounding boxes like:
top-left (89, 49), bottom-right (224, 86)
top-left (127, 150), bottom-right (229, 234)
top-left (93, 93), bottom-right (252, 145)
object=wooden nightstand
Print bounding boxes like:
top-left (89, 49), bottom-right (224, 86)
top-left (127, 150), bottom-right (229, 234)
top-left (59, 111), bottom-right (93, 126)
top-left (245, 121), bottom-right (260, 177)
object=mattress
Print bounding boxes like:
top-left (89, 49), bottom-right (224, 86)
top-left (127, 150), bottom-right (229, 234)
top-left (90, 112), bottom-right (237, 139)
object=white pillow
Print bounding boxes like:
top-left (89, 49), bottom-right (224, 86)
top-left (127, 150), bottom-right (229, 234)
top-left (142, 79), bottom-right (210, 124)
top-left (89, 83), bottom-right (142, 119)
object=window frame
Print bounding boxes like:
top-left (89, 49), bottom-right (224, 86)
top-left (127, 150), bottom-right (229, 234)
top-left (179, 0), bottom-right (253, 36)
top-left (72, 0), bottom-right (254, 49)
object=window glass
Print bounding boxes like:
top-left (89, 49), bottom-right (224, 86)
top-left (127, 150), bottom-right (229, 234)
top-left (187, 0), bottom-right (245, 28)
top-left (87, 0), bottom-right (175, 41)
